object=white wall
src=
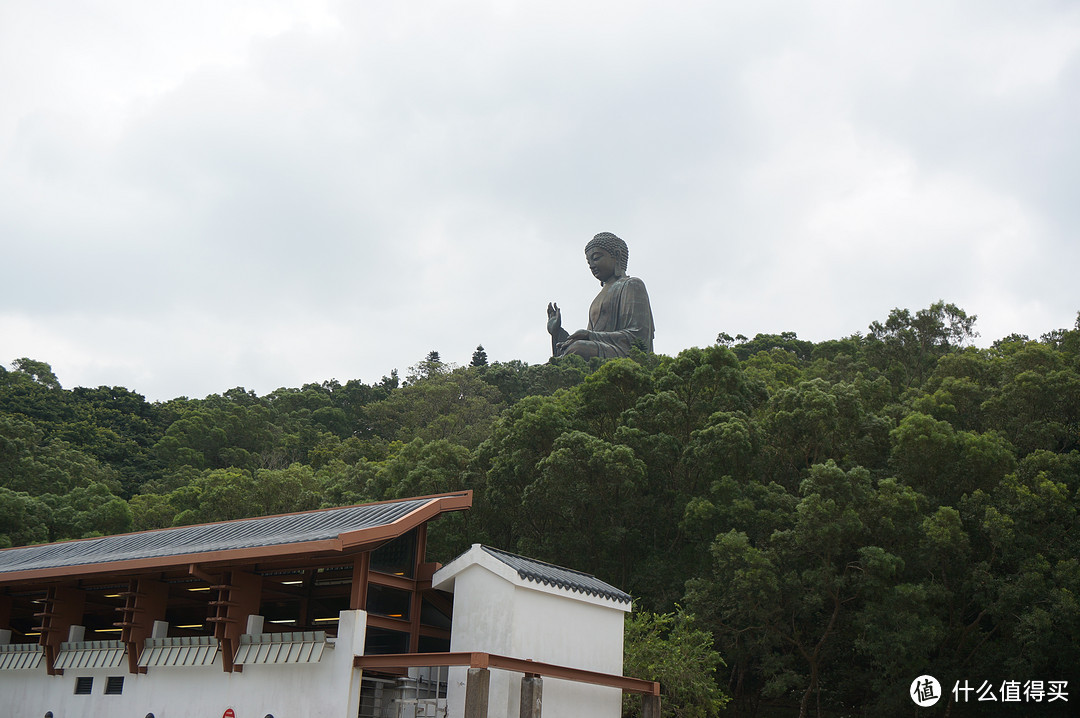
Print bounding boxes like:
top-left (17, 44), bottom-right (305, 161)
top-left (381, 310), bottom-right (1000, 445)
top-left (0, 609), bottom-right (367, 718)
top-left (437, 551), bottom-right (628, 718)
top-left (509, 581), bottom-right (624, 718)
top-left (444, 563), bottom-right (518, 716)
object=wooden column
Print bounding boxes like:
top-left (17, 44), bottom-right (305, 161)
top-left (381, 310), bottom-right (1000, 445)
top-left (0, 594), bottom-right (11, 631)
top-left (350, 553), bottom-right (370, 610)
top-left (520, 675), bottom-right (543, 718)
top-left (298, 568), bottom-right (316, 625)
top-left (117, 578), bottom-right (168, 674)
top-left (36, 586), bottom-right (85, 675)
top-left (464, 667), bottom-right (490, 718)
top-left (354, 548), bottom-right (375, 608)
top-left (642, 693), bottom-right (662, 718)
top-left (207, 570), bottom-right (262, 673)
top-left (409, 524), bottom-right (428, 652)
top-left (415, 523), bottom-right (428, 569)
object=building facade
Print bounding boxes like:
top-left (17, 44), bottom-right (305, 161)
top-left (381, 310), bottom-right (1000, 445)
top-left (0, 491), bottom-right (645, 718)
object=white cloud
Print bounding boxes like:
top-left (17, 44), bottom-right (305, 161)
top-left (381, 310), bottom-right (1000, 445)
top-left (1, 0), bottom-right (1078, 399)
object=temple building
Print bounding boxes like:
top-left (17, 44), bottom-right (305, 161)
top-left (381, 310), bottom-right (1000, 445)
top-left (0, 490), bottom-right (657, 717)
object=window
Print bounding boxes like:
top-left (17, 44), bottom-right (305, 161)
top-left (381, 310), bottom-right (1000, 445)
top-left (420, 597), bottom-right (452, 630)
top-left (366, 584), bottom-right (411, 620)
top-left (418, 635), bottom-right (450, 653)
top-left (364, 627), bottom-right (409, 655)
top-left (105, 676), bottom-right (124, 695)
top-left (371, 530), bottom-right (417, 578)
top-left (74, 677), bottom-right (93, 695)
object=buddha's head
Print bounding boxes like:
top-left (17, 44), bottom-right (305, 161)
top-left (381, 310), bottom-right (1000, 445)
top-left (584, 232), bottom-right (628, 285)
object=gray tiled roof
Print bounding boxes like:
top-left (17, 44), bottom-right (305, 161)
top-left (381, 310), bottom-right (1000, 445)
top-left (0, 497), bottom-right (434, 575)
top-left (481, 546), bottom-right (631, 604)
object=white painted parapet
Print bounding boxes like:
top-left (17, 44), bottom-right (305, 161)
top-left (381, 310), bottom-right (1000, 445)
top-left (0, 609), bottom-right (368, 718)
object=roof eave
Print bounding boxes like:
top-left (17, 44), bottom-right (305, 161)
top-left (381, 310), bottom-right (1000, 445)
top-left (0, 490), bottom-right (473, 586)
top-left (338, 490), bottom-right (473, 549)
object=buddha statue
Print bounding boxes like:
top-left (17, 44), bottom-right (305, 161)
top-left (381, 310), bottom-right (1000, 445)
top-left (547, 232), bottom-right (655, 359)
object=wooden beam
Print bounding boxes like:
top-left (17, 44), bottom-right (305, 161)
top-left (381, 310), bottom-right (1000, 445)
top-left (422, 589), bottom-right (454, 618)
top-left (353, 652), bottom-right (660, 696)
top-left (364, 614), bottom-right (449, 639)
top-left (367, 572), bottom-right (413, 591)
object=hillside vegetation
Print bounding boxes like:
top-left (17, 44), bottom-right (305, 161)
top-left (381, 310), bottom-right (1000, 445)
top-left (3, 302), bottom-right (1078, 716)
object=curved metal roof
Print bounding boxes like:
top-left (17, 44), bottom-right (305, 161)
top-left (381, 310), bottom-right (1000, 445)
top-left (0, 491), bottom-right (471, 584)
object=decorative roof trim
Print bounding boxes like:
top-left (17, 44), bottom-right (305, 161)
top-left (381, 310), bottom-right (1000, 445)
top-left (480, 546), bottom-right (632, 604)
top-left (433, 544), bottom-right (631, 607)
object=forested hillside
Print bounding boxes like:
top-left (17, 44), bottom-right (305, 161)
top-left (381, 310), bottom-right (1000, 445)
top-left (3, 302), bottom-right (1079, 716)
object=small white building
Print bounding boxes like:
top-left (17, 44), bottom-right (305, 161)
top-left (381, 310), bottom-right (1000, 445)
top-left (432, 544), bottom-right (631, 718)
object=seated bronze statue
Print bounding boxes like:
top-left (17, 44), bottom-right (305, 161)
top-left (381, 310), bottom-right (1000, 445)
top-left (547, 232), bottom-right (655, 359)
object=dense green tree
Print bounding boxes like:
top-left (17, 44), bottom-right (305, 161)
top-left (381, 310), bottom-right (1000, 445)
top-left (152, 401), bottom-right (278, 470)
top-left (763, 379), bottom-right (865, 481)
top-left (524, 430), bottom-right (646, 586)
top-left (472, 393), bottom-right (577, 551)
top-left (0, 414), bottom-right (122, 495)
top-left (623, 608), bottom-right (729, 718)
top-left (4, 303), bottom-right (1079, 717)
top-left (740, 348), bottom-right (804, 395)
top-left (686, 462), bottom-right (937, 717)
top-left (167, 464), bottom-right (322, 525)
top-left (40, 481), bottom-right (132, 540)
top-left (373, 438), bottom-right (470, 501)
top-left (366, 367), bottom-right (504, 448)
top-left (479, 357), bottom-right (590, 403)
top-left (0, 487), bottom-right (50, 547)
top-left (405, 350), bottom-right (446, 384)
top-left (128, 492), bottom-right (177, 531)
top-left (577, 358), bottom-right (654, 441)
top-left (10, 358), bottom-right (62, 390)
top-left (866, 301), bottom-right (978, 387)
top-left (728, 332), bottom-right (814, 363)
top-left (0, 359), bottom-right (73, 427)
top-left (982, 345), bottom-right (1080, 455)
top-left (652, 346), bottom-right (765, 430)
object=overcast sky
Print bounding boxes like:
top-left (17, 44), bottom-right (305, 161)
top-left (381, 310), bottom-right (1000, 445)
top-left (2, 1), bottom-right (1078, 401)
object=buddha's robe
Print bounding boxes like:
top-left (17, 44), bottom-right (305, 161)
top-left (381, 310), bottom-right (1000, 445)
top-left (555, 275), bottom-right (654, 358)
